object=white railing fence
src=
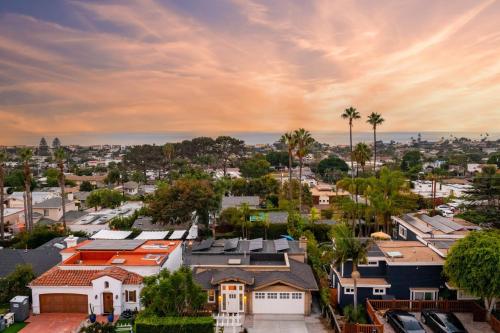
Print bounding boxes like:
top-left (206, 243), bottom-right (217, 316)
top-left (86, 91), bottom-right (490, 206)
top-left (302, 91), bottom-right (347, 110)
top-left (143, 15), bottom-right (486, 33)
top-left (213, 313), bottom-right (243, 333)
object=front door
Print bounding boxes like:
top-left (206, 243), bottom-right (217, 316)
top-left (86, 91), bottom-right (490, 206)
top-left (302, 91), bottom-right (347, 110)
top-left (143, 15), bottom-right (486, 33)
top-left (221, 284), bottom-right (244, 313)
top-left (103, 293), bottom-right (114, 314)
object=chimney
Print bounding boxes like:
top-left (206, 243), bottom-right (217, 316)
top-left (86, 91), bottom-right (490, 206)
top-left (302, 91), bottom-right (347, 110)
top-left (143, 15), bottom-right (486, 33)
top-left (64, 235), bottom-right (78, 248)
top-left (67, 192), bottom-right (74, 201)
top-left (299, 236), bottom-right (308, 260)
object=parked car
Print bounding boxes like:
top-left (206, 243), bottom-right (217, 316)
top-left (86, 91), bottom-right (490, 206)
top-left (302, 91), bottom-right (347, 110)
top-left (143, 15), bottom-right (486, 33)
top-left (385, 309), bottom-right (426, 333)
top-left (421, 310), bottom-right (467, 333)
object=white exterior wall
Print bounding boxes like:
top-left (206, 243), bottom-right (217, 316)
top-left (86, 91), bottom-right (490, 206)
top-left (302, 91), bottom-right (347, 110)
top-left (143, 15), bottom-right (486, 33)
top-left (162, 243), bottom-right (183, 272)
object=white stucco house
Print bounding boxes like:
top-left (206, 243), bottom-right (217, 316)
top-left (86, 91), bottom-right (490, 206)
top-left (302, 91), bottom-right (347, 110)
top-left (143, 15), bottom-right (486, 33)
top-left (29, 237), bottom-right (183, 315)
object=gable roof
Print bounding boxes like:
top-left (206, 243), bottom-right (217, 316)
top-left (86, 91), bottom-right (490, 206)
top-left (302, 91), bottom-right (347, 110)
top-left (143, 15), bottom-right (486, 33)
top-left (33, 197), bottom-right (73, 209)
top-left (30, 266), bottom-right (143, 287)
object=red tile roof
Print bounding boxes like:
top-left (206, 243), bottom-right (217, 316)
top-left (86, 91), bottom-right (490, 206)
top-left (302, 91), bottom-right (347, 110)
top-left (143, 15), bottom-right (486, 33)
top-left (30, 267), bottom-right (143, 286)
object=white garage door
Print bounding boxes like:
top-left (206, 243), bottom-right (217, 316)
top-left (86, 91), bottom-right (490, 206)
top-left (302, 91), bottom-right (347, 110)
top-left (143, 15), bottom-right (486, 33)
top-left (252, 291), bottom-right (304, 314)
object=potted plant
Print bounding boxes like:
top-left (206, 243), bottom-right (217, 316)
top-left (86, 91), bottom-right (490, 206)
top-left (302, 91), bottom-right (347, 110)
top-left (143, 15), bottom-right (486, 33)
top-left (89, 304), bottom-right (96, 323)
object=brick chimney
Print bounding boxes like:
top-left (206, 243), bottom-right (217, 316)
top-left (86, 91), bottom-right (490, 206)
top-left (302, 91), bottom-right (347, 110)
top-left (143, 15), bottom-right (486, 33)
top-left (299, 236), bottom-right (308, 259)
top-left (64, 235), bottom-right (78, 248)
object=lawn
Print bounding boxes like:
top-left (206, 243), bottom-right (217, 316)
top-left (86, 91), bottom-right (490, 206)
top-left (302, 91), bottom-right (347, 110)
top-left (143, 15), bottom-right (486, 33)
top-left (3, 323), bottom-right (27, 333)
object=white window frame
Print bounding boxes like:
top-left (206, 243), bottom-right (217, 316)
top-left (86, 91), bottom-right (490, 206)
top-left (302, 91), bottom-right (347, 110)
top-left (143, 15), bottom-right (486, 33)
top-left (291, 292), bottom-right (302, 300)
top-left (279, 292), bottom-right (290, 299)
top-left (267, 292), bottom-right (277, 299)
top-left (399, 225), bottom-right (407, 239)
top-left (207, 289), bottom-right (216, 303)
top-left (373, 288), bottom-right (386, 295)
top-left (410, 289), bottom-right (438, 301)
top-left (358, 260), bottom-right (378, 267)
top-left (344, 287), bottom-right (355, 295)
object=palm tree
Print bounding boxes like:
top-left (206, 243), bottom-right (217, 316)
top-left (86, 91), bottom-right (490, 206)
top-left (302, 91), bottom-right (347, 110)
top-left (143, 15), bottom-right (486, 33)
top-left (341, 107), bottom-right (361, 178)
top-left (352, 143), bottom-right (372, 176)
top-left (163, 143), bottom-right (175, 178)
top-left (367, 112), bottom-right (384, 174)
top-left (280, 132), bottom-right (297, 201)
top-left (0, 150), bottom-right (7, 241)
top-left (337, 177), bottom-right (368, 235)
top-left (293, 128), bottom-right (314, 211)
top-left (19, 148), bottom-right (33, 232)
top-left (54, 148), bottom-right (67, 231)
top-left (330, 223), bottom-right (370, 309)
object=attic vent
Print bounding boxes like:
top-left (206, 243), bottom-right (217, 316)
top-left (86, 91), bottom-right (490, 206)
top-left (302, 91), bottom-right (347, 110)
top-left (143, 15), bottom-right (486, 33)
top-left (111, 258), bottom-right (126, 264)
top-left (53, 243), bottom-right (65, 250)
top-left (143, 254), bottom-right (163, 264)
top-left (387, 251), bottom-right (403, 258)
top-left (227, 259), bottom-right (241, 265)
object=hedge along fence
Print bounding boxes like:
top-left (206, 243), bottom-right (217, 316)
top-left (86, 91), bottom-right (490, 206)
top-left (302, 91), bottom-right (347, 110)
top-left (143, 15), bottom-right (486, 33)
top-left (135, 315), bottom-right (214, 333)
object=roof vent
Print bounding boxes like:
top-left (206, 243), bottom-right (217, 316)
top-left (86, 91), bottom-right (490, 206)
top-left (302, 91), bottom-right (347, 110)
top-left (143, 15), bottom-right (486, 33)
top-left (111, 258), bottom-right (126, 264)
top-left (227, 258), bottom-right (241, 265)
top-left (387, 251), bottom-right (403, 258)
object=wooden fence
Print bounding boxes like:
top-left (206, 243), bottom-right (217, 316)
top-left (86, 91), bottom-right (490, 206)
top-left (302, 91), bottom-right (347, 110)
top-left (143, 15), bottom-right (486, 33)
top-left (490, 315), bottom-right (500, 333)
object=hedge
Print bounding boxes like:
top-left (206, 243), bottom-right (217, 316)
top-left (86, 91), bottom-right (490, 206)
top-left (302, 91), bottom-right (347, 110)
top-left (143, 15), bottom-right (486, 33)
top-left (134, 314), bottom-right (214, 333)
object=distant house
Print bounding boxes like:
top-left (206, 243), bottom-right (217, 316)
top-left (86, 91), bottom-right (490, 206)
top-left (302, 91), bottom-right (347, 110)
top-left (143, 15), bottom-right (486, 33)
top-left (221, 196), bottom-right (260, 210)
top-left (1, 207), bottom-right (25, 233)
top-left (32, 197), bottom-right (77, 221)
top-left (66, 174), bottom-right (107, 188)
top-left (331, 240), bottom-right (446, 308)
top-left (7, 191), bottom-right (58, 209)
top-left (186, 237), bottom-right (318, 315)
top-left (123, 181), bottom-right (139, 196)
top-left (0, 236), bottom-right (86, 278)
top-left (310, 183), bottom-right (347, 206)
top-left (29, 239), bottom-right (183, 314)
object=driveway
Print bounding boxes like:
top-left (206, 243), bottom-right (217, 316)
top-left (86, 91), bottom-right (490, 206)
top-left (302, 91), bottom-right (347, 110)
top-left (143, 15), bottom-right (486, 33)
top-left (245, 314), bottom-right (332, 333)
top-left (20, 313), bottom-right (86, 333)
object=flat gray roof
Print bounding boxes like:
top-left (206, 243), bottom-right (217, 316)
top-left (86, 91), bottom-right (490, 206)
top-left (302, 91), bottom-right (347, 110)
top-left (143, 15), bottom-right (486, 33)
top-left (78, 239), bottom-right (146, 251)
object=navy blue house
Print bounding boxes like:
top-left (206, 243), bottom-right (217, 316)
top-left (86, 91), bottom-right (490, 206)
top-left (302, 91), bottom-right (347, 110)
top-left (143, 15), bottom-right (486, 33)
top-left (331, 240), bottom-right (447, 309)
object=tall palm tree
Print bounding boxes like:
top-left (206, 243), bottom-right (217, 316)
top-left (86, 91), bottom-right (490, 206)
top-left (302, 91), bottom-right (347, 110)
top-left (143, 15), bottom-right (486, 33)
top-left (330, 223), bottom-right (370, 309)
top-left (352, 143), bottom-right (372, 176)
top-left (293, 128), bottom-right (314, 211)
top-left (280, 132), bottom-right (297, 201)
top-left (0, 150), bottom-right (7, 241)
top-left (54, 148), bottom-right (67, 231)
top-left (367, 112), bottom-right (384, 174)
top-left (341, 107), bottom-right (361, 178)
top-left (163, 143), bottom-right (175, 178)
top-left (19, 148), bottom-right (33, 232)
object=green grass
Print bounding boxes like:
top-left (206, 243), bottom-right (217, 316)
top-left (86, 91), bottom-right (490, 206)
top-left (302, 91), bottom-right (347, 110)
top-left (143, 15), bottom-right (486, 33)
top-left (3, 323), bottom-right (28, 333)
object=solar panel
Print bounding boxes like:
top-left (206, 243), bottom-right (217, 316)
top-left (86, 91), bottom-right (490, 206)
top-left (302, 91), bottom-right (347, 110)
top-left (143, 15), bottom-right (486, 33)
top-left (249, 238), bottom-right (263, 251)
top-left (192, 239), bottom-right (214, 252)
top-left (79, 239), bottom-right (145, 251)
top-left (420, 215), bottom-right (454, 233)
top-left (135, 231), bottom-right (169, 240)
top-left (431, 215), bottom-right (465, 231)
top-left (169, 230), bottom-right (187, 240)
top-left (274, 238), bottom-right (289, 251)
top-left (224, 238), bottom-right (239, 251)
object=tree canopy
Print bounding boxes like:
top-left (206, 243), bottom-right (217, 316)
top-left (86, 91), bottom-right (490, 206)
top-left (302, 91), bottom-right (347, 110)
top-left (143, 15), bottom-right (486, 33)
top-left (239, 155), bottom-right (271, 178)
top-left (317, 155), bottom-right (349, 180)
top-left (86, 189), bottom-right (123, 210)
top-left (141, 267), bottom-right (207, 317)
top-left (400, 150), bottom-right (423, 172)
top-left (444, 230), bottom-right (500, 317)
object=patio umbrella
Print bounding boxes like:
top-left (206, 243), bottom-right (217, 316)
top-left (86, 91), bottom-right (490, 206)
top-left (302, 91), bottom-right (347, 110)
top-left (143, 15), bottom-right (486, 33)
top-left (370, 231), bottom-right (391, 240)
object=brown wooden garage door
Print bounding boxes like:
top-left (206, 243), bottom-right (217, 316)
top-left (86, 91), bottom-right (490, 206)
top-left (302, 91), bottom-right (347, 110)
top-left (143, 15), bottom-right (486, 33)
top-left (40, 294), bottom-right (88, 313)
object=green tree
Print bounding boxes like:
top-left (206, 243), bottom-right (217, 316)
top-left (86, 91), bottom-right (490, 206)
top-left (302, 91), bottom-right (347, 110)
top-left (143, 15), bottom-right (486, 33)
top-left (86, 189), bottom-right (123, 210)
top-left (444, 230), bottom-right (500, 319)
top-left (293, 128), bottom-right (315, 210)
top-left (239, 155), bottom-right (271, 178)
top-left (316, 155), bottom-right (348, 182)
top-left (280, 132), bottom-right (297, 201)
top-left (0, 150), bottom-right (6, 241)
top-left (486, 152), bottom-right (500, 167)
top-left (330, 223), bottom-right (370, 309)
top-left (367, 112), bottom-right (384, 173)
top-left (341, 107), bottom-right (361, 178)
top-left (141, 267), bottom-right (207, 317)
top-left (54, 148), bottom-right (67, 231)
top-left (79, 181), bottom-right (94, 192)
top-left (352, 143), bottom-right (372, 175)
top-left (265, 151), bottom-right (295, 168)
top-left (105, 168), bottom-right (121, 185)
top-left (214, 136), bottom-right (245, 176)
top-left (0, 264), bottom-right (36, 304)
top-left (44, 168), bottom-right (60, 187)
top-left (149, 179), bottom-right (218, 225)
top-left (400, 150), bottom-right (422, 172)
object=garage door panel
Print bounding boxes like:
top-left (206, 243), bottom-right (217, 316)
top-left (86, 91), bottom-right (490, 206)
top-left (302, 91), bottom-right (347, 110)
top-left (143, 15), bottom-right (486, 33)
top-left (252, 291), bottom-right (304, 314)
top-left (40, 294), bottom-right (88, 313)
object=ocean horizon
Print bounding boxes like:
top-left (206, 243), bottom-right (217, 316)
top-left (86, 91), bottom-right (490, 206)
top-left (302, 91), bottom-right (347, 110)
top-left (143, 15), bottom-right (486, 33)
top-left (8, 131), bottom-right (499, 147)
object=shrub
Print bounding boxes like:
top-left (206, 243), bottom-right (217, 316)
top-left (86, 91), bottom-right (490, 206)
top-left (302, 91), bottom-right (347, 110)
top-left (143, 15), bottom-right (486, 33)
top-left (343, 304), bottom-right (367, 324)
top-left (134, 314), bottom-right (214, 333)
top-left (79, 322), bottom-right (116, 333)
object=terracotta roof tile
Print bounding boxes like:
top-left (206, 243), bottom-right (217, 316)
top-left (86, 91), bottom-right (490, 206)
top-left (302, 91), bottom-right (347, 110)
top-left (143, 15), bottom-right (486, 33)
top-left (30, 267), bottom-right (143, 287)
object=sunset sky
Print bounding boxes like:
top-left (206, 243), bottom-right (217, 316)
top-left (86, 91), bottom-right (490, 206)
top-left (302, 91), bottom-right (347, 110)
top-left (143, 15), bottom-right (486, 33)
top-left (1, 0), bottom-right (499, 145)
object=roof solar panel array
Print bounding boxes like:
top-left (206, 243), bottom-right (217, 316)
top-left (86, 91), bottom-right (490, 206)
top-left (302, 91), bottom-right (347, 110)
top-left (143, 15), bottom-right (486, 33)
top-left (274, 238), bottom-right (289, 251)
top-left (192, 239), bottom-right (214, 252)
top-left (420, 215), bottom-right (456, 234)
top-left (224, 238), bottom-right (239, 251)
top-left (249, 238), bottom-right (263, 251)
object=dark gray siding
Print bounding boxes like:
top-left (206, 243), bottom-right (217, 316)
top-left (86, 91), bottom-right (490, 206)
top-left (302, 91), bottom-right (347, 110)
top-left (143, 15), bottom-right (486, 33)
top-left (386, 265), bottom-right (445, 299)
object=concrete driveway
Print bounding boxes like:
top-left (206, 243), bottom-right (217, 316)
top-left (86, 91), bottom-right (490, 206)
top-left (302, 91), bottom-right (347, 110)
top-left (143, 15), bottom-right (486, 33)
top-left (20, 313), bottom-right (86, 333)
top-left (245, 314), bottom-right (331, 333)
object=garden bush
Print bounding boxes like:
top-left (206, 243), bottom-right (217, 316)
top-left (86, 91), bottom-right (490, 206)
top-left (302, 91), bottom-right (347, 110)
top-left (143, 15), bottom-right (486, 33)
top-left (134, 314), bottom-right (214, 333)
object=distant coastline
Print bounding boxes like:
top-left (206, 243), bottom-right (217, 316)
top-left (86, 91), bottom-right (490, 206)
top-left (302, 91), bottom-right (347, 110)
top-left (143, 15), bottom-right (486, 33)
top-left (6, 131), bottom-right (499, 146)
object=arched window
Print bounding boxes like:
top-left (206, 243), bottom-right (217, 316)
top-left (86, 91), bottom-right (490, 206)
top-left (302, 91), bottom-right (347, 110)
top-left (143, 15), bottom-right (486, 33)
top-left (104, 281), bottom-right (109, 288)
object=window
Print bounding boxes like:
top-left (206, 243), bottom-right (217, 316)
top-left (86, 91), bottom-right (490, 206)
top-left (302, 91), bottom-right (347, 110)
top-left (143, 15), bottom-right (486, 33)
top-left (104, 281), bottom-right (109, 288)
top-left (267, 293), bottom-right (277, 299)
top-left (399, 225), bottom-right (407, 239)
top-left (359, 261), bottom-right (378, 267)
top-left (279, 293), bottom-right (290, 299)
top-left (373, 288), bottom-right (386, 295)
top-left (411, 289), bottom-right (437, 301)
top-left (291, 293), bottom-right (302, 300)
top-left (255, 292), bottom-right (265, 299)
top-left (457, 289), bottom-right (479, 300)
top-left (125, 290), bottom-right (137, 302)
top-left (208, 290), bottom-right (216, 303)
top-left (344, 287), bottom-right (355, 295)
top-left (44, 209), bottom-right (50, 216)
